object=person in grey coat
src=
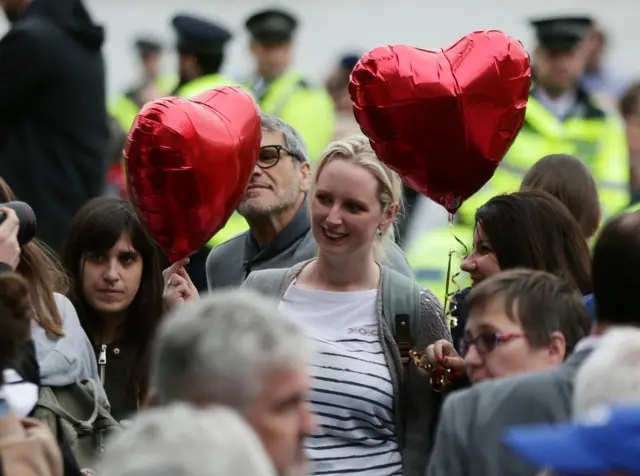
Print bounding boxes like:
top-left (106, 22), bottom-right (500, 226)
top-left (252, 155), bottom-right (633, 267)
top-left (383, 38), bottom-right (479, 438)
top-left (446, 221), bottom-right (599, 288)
top-left (205, 113), bottom-right (413, 290)
top-left (425, 210), bottom-right (640, 476)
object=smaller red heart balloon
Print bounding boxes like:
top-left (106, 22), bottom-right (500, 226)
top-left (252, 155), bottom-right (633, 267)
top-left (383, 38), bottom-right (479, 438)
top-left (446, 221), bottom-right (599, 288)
top-left (125, 86), bottom-right (261, 262)
top-left (350, 30), bottom-right (531, 213)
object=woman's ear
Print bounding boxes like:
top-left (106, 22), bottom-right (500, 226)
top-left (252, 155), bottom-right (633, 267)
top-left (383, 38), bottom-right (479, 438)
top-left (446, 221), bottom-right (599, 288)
top-left (547, 331), bottom-right (567, 364)
top-left (379, 201), bottom-right (400, 234)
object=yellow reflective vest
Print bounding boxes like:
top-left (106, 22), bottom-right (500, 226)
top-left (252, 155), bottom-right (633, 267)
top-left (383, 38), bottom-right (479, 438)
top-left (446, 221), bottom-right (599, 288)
top-left (458, 91), bottom-right (630, 224)
top-left (405, 222), bottom-right (474, 304)
top-left (244, 71), bottom-right (334, 162)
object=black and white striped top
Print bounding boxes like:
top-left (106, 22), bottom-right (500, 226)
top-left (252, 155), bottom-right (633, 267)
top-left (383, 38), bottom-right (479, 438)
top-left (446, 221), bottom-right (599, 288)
top-left (279, 284), bottom-right (402, 476)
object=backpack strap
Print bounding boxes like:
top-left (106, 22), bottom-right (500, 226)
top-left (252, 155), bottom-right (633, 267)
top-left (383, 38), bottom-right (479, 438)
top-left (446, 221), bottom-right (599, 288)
top-left (381, 267), bottom-right (422, 368)
top-left (243, 268), bottom-right (290, 298)
top-left (36, 380), bottom-right (100, 433)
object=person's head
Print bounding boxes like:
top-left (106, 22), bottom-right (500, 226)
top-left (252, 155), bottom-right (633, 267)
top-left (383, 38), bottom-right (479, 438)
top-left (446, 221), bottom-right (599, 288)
top-left (463, 269), bottom-right (590, 384)
top-left (310, 135), bottom-right (402, 264)
top-left (520, 154), bottom-right (601, 239)
top-left (462, 190), bottom-right (592, 295)
top-left (61, 198), bottom-right (164, 400)
top-left (0, 178), bottom-right (68, 338)
top-left (0, 272), bottom-right (32, 386)
top-left (135, 38), bottom-right (163, 78)
top-left (246, 9), bottom-right (297, 79)
top-left (172, 14), bottom-right (231, 83)
top-left (97, 404), bottom-right (276, 476)
top-left (0, 0), bottom-right (29, 24)
top-left (238, 114), bottom-right (310, 221)
top-left (151, 289), bottom-right (314, 476)
top-left (620, 82), bottom-right (640, 122)
top-left (325, 54), bottom-right (360, 112)
top-left (531, 17), bottom-right (594, 96)
top-left (573, 327), bottom-right (640, 417)
top-left (591, 211), bottom-right (640, 328)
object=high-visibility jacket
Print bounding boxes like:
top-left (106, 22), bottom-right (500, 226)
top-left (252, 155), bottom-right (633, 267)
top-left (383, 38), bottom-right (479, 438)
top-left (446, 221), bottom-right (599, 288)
top-left (457, 90), bottom-right (630, 225)
top-left (244, 70), bottom-right (334, 162)
top-left (405, 222), bottom-right (474, 305)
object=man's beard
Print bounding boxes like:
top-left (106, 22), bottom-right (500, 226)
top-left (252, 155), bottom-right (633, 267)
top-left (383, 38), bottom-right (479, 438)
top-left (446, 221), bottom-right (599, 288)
top-left (237, 186), bottom-right (300, 221)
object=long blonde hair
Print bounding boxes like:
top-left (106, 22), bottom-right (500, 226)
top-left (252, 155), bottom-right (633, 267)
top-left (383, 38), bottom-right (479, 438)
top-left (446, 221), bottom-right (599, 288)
top-left (0, 178), bottom-right (68, 337)
top-left (310, 135), bottom-right (403, 262)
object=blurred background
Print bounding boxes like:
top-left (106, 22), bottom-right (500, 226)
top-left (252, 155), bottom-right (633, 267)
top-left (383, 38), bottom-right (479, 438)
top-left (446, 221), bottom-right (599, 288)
top-left (0, 0), bottom-right (635, 98)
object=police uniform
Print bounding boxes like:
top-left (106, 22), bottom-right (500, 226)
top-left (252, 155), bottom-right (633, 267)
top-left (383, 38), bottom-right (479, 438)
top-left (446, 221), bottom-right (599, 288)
top-left (171, 14), bottom-right (241, 98)
top-left (457, 16), bottom-right (629, 225)
top-left (243, 9), bottom-right (334, 162)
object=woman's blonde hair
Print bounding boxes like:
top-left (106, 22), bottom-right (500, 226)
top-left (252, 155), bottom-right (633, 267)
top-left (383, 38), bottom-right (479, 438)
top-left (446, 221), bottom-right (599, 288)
top-left (0, 178), bottom-right (68, 337)
top-left (310, 135), bottom-right (403, 262)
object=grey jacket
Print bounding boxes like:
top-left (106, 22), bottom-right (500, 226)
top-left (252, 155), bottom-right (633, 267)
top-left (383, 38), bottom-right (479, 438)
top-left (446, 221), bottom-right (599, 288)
top-left (426, 349), bottom-right (594, 476)
top-left (242, 260), bottom-right (452, 476)
top-left (206, 199), bottom-right (413, 290)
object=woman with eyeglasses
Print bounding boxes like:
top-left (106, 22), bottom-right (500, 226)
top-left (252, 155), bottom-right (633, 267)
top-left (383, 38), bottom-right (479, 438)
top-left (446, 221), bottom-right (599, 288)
top-left (421, 190), bottom-right (592, 386)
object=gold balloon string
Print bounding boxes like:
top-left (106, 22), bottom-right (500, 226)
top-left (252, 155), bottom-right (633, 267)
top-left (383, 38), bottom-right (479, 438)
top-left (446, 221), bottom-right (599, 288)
top-left (442, 213), bottom-right (469, 329)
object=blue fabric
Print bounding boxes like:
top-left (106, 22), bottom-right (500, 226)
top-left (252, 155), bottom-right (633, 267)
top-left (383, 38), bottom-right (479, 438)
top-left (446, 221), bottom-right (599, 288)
top-left (504, 404), bottom-right (640, 475)
top-left (583, 293), bottom-right (595, 322)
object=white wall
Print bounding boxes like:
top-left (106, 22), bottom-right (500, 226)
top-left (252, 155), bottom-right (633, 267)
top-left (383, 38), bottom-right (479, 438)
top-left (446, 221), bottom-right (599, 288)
top-left (3, 0), bottom-right (636, 97)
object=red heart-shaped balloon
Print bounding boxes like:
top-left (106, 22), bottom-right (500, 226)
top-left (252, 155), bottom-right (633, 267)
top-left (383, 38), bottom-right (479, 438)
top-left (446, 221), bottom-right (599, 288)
top-left (350, 30), bottom-right (531, 213)
top-left (124, 86), bottom-right (261, 262)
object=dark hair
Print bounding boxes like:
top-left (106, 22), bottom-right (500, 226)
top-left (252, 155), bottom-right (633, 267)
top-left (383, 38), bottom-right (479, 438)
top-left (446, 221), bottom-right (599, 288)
top-left (0, 178), bottom-right (68, 337)
top-left (592, 211), bottom-right (640, 326)
top-left (0, 273), bottom-right (33, 386)
top-left (475, 190), bottom-right (592, 295)
top-left (465, 269), bottom-right (590, 356)
top-left (521, 154), bottom-right (601, 238)
top-left (61, 197), bottom-right (165, 404)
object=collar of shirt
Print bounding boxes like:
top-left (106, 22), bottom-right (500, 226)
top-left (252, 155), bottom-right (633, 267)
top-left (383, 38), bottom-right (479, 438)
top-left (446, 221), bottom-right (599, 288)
top-left (534, 88), bottom-right (578, 121)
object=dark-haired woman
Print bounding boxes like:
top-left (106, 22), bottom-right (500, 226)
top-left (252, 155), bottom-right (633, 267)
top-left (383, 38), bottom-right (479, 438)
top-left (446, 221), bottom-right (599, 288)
top-left (61, 197), bottom-right (165, 423)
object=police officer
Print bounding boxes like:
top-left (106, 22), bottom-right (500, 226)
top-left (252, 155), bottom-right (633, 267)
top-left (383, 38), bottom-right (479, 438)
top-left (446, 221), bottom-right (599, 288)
top-left (171, 13), bottom-right (240, 98)
top-left (457, 16), bottom-right (629, 225)
top-left (109, 37), bottom-right (176, 135)
top-left (243, 8), bottom-right (334, 161)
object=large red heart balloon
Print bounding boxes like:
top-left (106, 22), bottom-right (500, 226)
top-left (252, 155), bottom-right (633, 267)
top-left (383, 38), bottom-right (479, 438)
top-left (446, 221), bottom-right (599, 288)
top-left (124, 86), bottom-right (261, 262)
top-left (349, 30), bottom-right (531, 213)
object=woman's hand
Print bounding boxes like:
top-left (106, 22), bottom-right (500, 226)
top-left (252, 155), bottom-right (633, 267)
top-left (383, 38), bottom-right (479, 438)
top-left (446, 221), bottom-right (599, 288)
top-left (421, 339), bottom-right (466, 375)
top-left (0, 207), bottom-right (21, 270)
top-left (163, 258), bottom-right (200, 307)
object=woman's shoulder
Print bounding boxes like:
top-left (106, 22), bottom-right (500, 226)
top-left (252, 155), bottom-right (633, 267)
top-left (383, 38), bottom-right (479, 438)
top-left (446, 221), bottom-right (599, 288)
top-left (51, 293), bottom-right (80, 326)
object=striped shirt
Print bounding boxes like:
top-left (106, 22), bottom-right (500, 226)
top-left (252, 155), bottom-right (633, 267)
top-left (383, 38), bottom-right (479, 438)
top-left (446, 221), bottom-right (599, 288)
top-left (279, 283), bottom-right (402, 476)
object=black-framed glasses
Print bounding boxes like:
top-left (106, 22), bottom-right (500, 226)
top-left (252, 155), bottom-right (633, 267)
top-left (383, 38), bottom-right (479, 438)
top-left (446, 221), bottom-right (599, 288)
top-left (460, 332), bottom-right (525, 357)
top-left (258, 145), bottom-right (300, 169)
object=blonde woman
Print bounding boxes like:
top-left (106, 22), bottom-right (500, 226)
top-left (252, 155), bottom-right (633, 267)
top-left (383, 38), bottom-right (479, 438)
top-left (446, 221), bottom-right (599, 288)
top-left (243, 135), bottom-right (451, 476)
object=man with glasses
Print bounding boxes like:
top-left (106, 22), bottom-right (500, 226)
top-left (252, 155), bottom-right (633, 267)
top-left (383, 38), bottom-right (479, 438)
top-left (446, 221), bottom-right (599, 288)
top-left (205, 113), bottom-right (412, 289)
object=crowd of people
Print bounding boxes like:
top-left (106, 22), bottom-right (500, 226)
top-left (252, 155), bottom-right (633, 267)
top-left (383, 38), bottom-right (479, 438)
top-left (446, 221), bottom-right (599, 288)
top-left (0, 0), bottom-right (640, 475)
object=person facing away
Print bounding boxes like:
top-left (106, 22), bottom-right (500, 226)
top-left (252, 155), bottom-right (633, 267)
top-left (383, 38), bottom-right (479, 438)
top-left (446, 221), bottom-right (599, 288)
top-left (242, 7), bottom-right (334, 162)
top-left (149, 289), bottom-right (315, 476)
top-left (96, 404), bottom-right (277, 476)
top-left (0, 270), bottom-right (63, 476)
top-left (0, 0), bottom-right (109, 253)
top-left (425, 209), bottom-right (640, 476)
top-left (61, 197), bottom-right (165, 423)
top-left (195, 114), bottom-right (412, 293)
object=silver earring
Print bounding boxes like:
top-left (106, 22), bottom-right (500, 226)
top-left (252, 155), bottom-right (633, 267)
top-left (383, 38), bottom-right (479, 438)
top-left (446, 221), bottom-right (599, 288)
top-left (377, 227), bottom-right (383, 237)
